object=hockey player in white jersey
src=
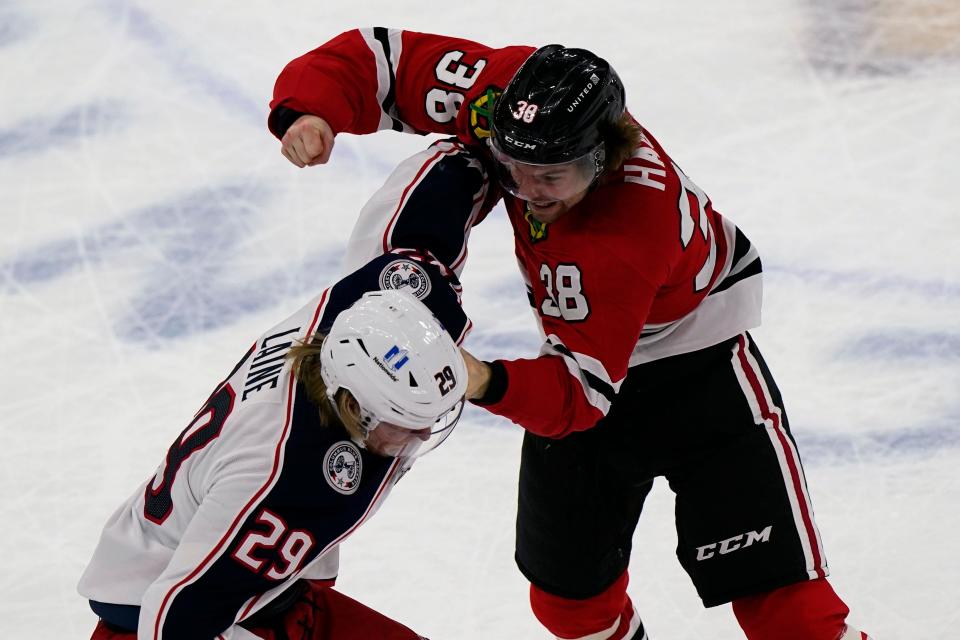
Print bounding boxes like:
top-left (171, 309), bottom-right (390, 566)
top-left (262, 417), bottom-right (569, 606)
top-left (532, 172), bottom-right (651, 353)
top-left (78, 253), bottom-right (471, 640)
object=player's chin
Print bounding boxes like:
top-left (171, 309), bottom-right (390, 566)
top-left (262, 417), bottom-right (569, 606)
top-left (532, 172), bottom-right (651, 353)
top-left (528, 201), bottom-right (565, 223)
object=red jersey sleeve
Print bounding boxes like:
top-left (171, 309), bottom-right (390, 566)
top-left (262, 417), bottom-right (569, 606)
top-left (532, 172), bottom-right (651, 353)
top-left (486, 269), bottom-right (658, 438)
top-left (269, 28), bottom-right (533, 142)
top-left (476, 182), bottom-right (687, 438)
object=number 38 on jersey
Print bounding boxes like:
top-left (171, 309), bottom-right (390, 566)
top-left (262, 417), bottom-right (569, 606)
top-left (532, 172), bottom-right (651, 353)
top-left (539, 263), bottom-right (590, 322)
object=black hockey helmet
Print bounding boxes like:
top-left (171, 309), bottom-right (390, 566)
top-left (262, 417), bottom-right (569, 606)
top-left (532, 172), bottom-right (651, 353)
top-left (490, 45), bottom-right (625, 165)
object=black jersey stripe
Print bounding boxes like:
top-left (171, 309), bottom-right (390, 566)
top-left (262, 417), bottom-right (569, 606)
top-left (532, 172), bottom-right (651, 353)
top-left (709, 226), bottom-right (761, 296)
top-left (640, 323), bottom-right (673, 337)
top-left (731, 226), bottom-right (753, 270)
top-left (710, 256), bottom-right (762, 295)
top-left (549, 340), bottom-right (617, 405)
top-left (372, 27), bottom-right (404, 132)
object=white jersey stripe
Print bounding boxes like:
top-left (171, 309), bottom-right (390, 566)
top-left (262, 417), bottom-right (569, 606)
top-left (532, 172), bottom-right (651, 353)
top-left (730, 334), bottom-right (827, 581)
top-left (718, 216), bottom-right (738, 278)
top-left (627, 217), bottom-right (761, 365)
top-left (542, 334), bottom-right (621, 416)
top-left (383, 29), bottom-right (414, 133)
top-left (560, 354), bottom-right (611, 415)
top-left (153, 290), bottom-right (333, 639)
top-left (357, 28), bottom-right (414, 133)
top-left (358, 28), bottom-right (394, 132)
top-left (544, 335), bottom-right (623, 393)
top-left (726, 217), bottom-right (759, 278)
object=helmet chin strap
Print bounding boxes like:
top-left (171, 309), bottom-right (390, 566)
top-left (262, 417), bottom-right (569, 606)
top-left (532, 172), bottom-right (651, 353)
top-left (593, 143), bottom-right (606, 176)
top-left (588, 143), bottom-right (606, 188)
top-left (581, 143), bottom-right (607, 197)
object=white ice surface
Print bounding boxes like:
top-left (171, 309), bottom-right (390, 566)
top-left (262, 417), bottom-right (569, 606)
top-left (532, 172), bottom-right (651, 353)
top-left (1, 1), bottom-right (958, 638)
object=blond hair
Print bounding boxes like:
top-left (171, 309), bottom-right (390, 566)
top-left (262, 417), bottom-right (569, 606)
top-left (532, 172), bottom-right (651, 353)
top-left (288, 333), bottom-right (364, 442)
top-left (601, 112), bottom-right (644, 172)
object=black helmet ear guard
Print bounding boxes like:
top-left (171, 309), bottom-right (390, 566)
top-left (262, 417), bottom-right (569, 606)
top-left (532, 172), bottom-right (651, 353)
top-left (491, 45), bottom-right (626, 165)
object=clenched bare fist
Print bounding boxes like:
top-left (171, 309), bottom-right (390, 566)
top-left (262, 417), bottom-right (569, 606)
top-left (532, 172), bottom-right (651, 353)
top-left (281, 115), bottom-right (335, 167)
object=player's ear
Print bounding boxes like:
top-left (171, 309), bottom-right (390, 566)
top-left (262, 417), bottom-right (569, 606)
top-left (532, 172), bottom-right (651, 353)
top-left (337, 391), bottom-right (366, 443)
top-left (341, 393), bottom-right (360, 419)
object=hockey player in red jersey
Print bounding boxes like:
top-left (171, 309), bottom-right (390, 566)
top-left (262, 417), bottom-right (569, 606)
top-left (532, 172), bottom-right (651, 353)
top-left (268, 29), bottom-right (872, 640)
top-left (78, 256), bottom-right (474, 640)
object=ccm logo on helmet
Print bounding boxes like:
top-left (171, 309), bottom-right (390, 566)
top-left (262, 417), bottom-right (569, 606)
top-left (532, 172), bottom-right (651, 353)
top-left (503, 134), bottom-right (537, 150)
top-left (696, 525), bottom-right (772, 561)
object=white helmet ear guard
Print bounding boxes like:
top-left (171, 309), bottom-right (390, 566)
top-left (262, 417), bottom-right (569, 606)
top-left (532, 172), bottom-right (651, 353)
top-left (319, 289), bottom-right (468, 457)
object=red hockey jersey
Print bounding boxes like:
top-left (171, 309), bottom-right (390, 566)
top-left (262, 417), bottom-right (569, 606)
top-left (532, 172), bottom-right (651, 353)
top-left (270, 28), bottom-right (762, 438)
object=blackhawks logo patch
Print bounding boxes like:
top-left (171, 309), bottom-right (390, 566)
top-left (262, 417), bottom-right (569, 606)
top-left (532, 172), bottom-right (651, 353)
top-left (524, 210), bottom-right (549, 243)
top-left (468, 85), bottom-right (502, 142)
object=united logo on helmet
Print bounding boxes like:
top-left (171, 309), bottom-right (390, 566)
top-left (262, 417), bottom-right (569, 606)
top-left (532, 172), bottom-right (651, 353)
top-left (468, 85), bottom-right (502, 141)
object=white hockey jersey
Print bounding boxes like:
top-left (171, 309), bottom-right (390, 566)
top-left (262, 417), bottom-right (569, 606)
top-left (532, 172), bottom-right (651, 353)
top-left (78, 253), bottom-right (469, 640)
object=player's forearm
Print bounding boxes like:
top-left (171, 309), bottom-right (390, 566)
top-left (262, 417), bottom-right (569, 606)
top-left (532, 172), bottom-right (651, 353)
top-left (471, 355), bottom-right (606, 438)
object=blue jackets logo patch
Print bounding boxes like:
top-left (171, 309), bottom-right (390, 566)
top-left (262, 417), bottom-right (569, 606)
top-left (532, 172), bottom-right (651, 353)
top-left (379, 259), bottom-right (432, 299)
top-left (324, 441), bottom-right (363, 495)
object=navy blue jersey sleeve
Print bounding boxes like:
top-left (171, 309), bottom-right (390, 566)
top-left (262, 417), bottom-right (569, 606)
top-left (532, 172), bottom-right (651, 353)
top-left (320, 252), bottom-right (470, 343)
top-left (387, 142), bottom-right (490, 269)
top-left (342, 140), bottom-right (496, 278)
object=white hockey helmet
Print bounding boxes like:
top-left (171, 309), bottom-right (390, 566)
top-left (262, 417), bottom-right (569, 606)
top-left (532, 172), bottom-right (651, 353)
top-left (319, 289), bottom-right (467, 458)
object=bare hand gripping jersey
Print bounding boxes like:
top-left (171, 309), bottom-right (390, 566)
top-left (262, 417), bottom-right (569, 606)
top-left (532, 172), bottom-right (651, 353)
top-left (78, 253), bottom-right (468, 640)
top-left (270, 29), bottom-right (763, 438)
